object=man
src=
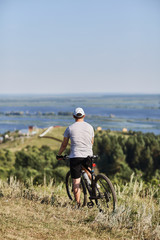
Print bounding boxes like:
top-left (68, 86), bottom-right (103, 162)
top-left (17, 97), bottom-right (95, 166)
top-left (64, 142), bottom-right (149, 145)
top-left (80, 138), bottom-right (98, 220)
top-left (57, 107), bottom-right (94, 206)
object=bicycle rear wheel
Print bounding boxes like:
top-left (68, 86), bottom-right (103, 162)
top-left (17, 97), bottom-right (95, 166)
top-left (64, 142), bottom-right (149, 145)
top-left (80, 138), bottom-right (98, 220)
top-left (65, 171), bottom-right (87, 207)
top-left (95, 173), bottom-right (117, 213)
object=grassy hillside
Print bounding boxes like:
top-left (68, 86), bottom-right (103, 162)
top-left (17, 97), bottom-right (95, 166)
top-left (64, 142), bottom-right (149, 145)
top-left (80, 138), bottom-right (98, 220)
top-left (0, 176), bottom-right (159, 240)
top-left (0, 127), bottom-right (67, 152)
top-left (0, 128), bottom-right (159, 239)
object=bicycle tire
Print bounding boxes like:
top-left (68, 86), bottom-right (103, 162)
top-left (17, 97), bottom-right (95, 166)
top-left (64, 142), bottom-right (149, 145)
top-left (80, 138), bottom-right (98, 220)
top-left (95, 173), bottom-right (117, 213)
top-left (65, 170), bottom-right (87, 207)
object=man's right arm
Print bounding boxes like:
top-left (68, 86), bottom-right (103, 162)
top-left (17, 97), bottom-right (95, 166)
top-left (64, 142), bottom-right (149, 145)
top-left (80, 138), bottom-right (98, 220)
top-left (91, 137), bottom-right (94, 145)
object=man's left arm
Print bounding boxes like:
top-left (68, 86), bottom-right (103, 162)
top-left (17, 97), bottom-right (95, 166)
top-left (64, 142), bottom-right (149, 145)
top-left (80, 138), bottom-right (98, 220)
top-left (57, 137), bottom-right (69, 156)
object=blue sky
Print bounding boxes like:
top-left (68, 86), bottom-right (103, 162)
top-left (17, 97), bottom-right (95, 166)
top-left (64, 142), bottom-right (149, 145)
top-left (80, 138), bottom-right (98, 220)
top-left (0, 0), bottom-right (160, 94)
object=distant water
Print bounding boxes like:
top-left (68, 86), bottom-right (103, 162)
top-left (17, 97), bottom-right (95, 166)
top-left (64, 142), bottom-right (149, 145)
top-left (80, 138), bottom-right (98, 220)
top-left (0, 94), bottom-right (160, 135)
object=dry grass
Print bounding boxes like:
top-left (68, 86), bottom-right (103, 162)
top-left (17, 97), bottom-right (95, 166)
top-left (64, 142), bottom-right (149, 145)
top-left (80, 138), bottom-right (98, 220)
top-left (0, 176), bottom-right (159, 240)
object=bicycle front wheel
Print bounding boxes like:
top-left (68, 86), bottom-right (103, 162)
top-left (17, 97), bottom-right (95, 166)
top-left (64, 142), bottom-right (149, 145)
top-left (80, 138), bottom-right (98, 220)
top-left (95, 173), bottom-right (117, 213)
top-left (65, 171), bottom-right (87, 207)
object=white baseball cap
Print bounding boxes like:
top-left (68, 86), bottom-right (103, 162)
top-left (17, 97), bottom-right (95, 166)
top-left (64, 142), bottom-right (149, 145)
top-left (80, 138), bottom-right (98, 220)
top-left (73, 107), bottom-right (85, 118)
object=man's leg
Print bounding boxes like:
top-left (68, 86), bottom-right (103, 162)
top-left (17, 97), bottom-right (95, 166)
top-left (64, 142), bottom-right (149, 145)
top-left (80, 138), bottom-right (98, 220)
top-left (72, 178), bottom-right (81, 205)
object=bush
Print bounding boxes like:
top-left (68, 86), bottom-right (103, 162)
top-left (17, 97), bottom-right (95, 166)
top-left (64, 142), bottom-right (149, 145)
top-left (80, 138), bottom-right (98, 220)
top-left (52, 166), bottom-right (69, 182)
top-left (13, 145), bottom-right (68, 184)
top-left (93, 131), bottom-right (160, 182)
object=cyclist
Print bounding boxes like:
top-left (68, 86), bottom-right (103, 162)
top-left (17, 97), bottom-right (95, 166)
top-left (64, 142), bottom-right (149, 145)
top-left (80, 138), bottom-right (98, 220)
top-left (57, 107), bottom-right (94, 207)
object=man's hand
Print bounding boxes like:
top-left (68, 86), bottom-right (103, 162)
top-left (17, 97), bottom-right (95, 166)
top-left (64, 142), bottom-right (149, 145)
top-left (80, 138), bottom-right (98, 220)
top-left (56, 155), bottom-right (63, 160)
top-left (56, 155), bottom-right (68, 160)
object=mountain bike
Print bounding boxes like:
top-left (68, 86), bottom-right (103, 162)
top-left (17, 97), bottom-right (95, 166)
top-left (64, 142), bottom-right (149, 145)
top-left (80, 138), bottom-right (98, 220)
top-left (57, 155), bottom-right (117, 213)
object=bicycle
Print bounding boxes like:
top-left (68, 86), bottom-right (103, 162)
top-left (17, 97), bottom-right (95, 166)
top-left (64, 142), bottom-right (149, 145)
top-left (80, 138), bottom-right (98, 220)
top-left (57, 155), bottom-right (117, 213)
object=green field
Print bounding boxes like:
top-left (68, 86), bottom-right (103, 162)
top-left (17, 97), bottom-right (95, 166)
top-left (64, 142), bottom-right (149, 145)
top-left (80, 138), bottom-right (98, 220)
top-left (0, 126), bottom-right (128, 152)
top-left (0, 127), bottom-right (67, 152)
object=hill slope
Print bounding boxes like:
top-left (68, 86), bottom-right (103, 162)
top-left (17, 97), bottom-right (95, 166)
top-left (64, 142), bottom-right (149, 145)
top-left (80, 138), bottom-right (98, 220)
top-left (0, 177), bottom-right (159, 240)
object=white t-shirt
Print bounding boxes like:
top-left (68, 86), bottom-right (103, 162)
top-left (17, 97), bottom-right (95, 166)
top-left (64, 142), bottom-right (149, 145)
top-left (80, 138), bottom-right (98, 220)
top-left (64, 121), bottom-right (94, 158)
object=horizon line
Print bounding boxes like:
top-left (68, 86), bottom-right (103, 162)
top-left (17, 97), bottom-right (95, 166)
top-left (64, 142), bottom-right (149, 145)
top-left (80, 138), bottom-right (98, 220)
top-left (0, 92), bottom-right (160, 96)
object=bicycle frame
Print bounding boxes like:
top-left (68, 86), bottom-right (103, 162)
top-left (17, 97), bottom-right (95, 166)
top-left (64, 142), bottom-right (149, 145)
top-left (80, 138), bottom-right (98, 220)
top-left (80, 156), bottom-right (100, 207)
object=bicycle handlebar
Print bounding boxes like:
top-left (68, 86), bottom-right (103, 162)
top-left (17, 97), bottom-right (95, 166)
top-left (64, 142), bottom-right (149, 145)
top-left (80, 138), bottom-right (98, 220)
top-left (56, 155), bottom-right (98, 161)
top-left (56, 155), bottom-right (69, 160)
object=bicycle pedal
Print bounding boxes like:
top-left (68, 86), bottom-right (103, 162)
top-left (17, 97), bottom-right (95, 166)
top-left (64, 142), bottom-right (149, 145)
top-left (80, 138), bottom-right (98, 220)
top-left (87, 201), bottom-right (94, 208)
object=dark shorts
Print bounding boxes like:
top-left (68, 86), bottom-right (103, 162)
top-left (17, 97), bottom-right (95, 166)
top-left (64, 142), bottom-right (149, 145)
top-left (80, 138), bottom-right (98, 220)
top-left (70, 157), bottom-right (91, 179)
